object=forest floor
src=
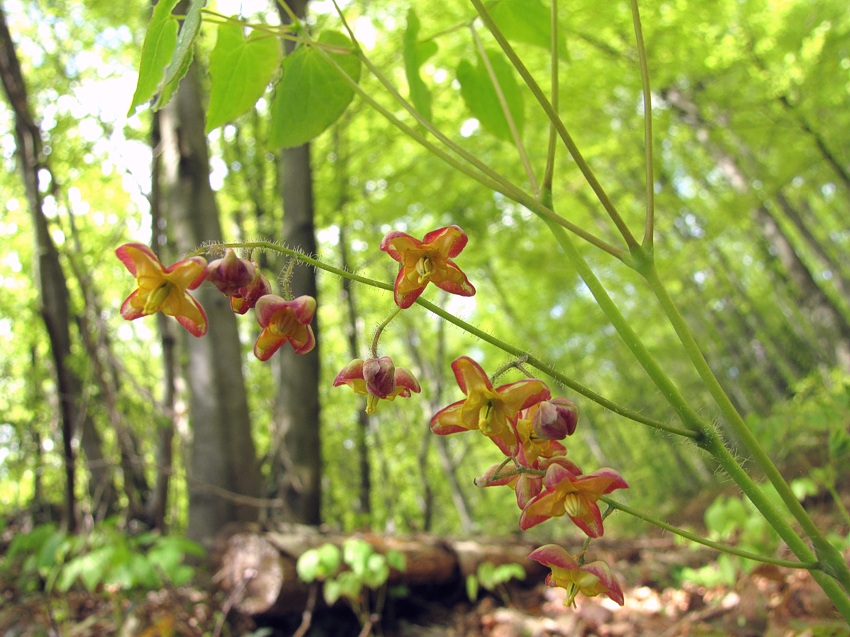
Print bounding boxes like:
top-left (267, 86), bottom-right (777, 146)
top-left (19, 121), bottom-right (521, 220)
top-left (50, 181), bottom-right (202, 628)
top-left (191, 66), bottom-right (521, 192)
top-left (2, 528), bottom-right (850, 637)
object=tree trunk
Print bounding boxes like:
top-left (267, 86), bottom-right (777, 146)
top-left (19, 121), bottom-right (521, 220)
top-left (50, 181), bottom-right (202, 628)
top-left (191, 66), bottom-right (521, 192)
top-left (214, 526), bottom-right (548, 616)
top-left (157, 58), bottom-right (262, 542)
top-left (270, 0), bottom-right (322, 526)
top-left (0, 5), bottom-right (119, 530)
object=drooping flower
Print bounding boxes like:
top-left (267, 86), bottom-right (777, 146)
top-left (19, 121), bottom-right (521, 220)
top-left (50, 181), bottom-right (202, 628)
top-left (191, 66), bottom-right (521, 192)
top-left (230, 268), bottom-right (273, 315)
top-left (515, 413), bottom-right (568, 467)
top-left (430, 356), bottom-right (550, 455)
top-left (115, 242), bottom-right (208, 337)
top-left (206, 249), bottom-right (257, 296)
top-left (380, 225), bottom-right (476, 309)
top-left (520, 463), bottom-right (628, 537)
top-left (529, 544), bottom-right (624, 606)
top-left (532, 397), bottom-right (578, 440)
top-left (333, 356), bottom-right (421, 414)
top-left (253, 294), bottom-right (316, 360)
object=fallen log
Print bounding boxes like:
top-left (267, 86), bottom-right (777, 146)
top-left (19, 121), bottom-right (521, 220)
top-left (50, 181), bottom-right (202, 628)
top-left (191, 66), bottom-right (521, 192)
top-left (213, 524), bottom-right (548, 616)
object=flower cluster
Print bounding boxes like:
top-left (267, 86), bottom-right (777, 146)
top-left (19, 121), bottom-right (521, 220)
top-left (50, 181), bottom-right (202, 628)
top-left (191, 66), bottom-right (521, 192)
top-left (116, 243), bottom-right (316, 360)
top-left (333, 225), bottom-right (475, 414)
top-left (431, 354), bottom-right (628, 605)
top-left (116, 225), bottom-right (627, 607)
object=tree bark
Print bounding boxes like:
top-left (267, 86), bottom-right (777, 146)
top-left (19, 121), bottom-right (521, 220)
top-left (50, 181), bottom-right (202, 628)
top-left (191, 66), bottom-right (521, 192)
top-left (157, 58), bottom-right (262, 542)
top-left (0, 4), bottom-right (120, 530)
top-left (270, 0), bottom-right (322, 526)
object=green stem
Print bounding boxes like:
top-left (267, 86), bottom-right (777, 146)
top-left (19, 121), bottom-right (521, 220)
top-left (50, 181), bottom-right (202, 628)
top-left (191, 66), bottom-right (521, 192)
top-left (601, 497), bottom-right (817, 571)
top-left (629, 0), bottom-right (655, 248)
top-left (370, 307), bottom-right (402, 358)
top-left (470, 0), bottom-right (639, 251)
top-left (202, 241), bottom-right (692, 438)
top-left (541, 0), bottom-right (559, 194)
top-left (542, 226), bottom-right (850, 614)
top-left (642, 262), bottom-right (850, 594)
top-left (470, 26), bottom-right (538, 195)
top-left (321, 4), bottom-right (625, 261)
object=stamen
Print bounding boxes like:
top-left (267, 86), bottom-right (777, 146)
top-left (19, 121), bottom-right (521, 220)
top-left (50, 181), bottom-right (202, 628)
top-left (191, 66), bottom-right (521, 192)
top-left (415, 256), bottom-right (433, 284)
top-left (144, 281), bottom-right (174, 314)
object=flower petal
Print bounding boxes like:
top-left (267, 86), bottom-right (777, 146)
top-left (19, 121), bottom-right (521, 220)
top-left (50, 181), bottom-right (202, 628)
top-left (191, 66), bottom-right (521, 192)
top-left (421, 225), bottom-right (468, 258)
top-left (451, 356), bottom-right (492, 396)
top-left (432, 260), bottom-right (476, 297)
top-left (430, 401), bottom-right (471, 435)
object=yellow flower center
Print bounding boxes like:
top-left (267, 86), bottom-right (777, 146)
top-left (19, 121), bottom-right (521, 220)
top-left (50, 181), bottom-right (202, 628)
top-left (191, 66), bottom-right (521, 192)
top-left (365, 394), bottom-right (380, 415)
top-left (415, 255), bottom-right (434, 284)
top-left (270, 308), bottom-right (298, 335)
top-left (478, 401), bottom-right (495, 433)
top-left (562, 492), bottom-right (587, 518)
top-left (144, 281), bottom-right (175, 315)
top-left (563, 582), bottom-right (579, 607)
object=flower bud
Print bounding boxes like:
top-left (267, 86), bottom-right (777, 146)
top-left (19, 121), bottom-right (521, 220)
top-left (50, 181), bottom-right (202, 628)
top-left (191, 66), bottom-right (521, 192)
top-left (206, 249), bottom-right (256, 296)
top-left (532, 398), bottom-right (578, 440)
top-left (231, 270), bottom-right (273, 315)
top-left (362, 356), bottom-right (396, 399)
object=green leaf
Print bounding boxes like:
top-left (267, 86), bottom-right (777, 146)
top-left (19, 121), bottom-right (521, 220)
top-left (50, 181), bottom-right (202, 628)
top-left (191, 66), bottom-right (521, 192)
top-left (323, 577), bottom-right (343, 605)
top-left (466, 573), bottom-right (479, 601)
top-left (456, 48), bottom-right (524, 141)
top-left (316, 543), bottom-right (342, 577)
top-left (153, 0), bottom-right (206, 110)
top-left (489, 0), bottom-right (553, 50)
top-left (296, 549), bottom-right (322, 582)
top-left (403, 9), bottom-right (438, 121)
top-left (128, 0), bottom-right (180, 115)
top-left (386, 549), bottom-right (407, 573)
top-left (342, 537), bottom-right (372, 577)
top-left (268, 30), bottom-right (361, 149)
top-left (363, 553), bottom-right (389, 588)
top-left (206, 21), bottom-right (281, 133)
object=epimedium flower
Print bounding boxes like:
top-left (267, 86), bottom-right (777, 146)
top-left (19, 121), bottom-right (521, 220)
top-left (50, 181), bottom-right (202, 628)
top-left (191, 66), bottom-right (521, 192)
top-left (476, 456), bottom-right (582, 512)
top-left (231, 268), bottom-right (273, 315)
top-left (520, 463), bottom-right (628, 537)
top-left (253, 294), bottom-right (316, 361)
top-left (430, 356), bottom-right (550, 456)
top-left (206, 249), bottom-right (257, 296)
top-left (333, 356), bottom-right (421, 414)
top-left (115, 242), bottom-right (208, 337)
top-left (532, 397), bottom-right (578, 440)
top-left (380, 225), bottom-right (476, 309)
top-left (529, 544), bottom-right (624, 607)
top-left (515, 412), bottom-right (568, 467)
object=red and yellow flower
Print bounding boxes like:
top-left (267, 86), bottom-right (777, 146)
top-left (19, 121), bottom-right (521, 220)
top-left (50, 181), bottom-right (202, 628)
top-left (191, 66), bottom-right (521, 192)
top-left (380, 225), bottom-right (476, 309)
top-left (520, 463), bottom-right (628, 537)
top-left (333, 356), bottom-right (421, 414)
top-left (115, 243), bottom-right (208, 337)
top-left (529, 544), bottom-right (624, 606)
top-left (430, 356), bottom-right (550, 456)
top-left (253, 294), bottom-right (316, 360)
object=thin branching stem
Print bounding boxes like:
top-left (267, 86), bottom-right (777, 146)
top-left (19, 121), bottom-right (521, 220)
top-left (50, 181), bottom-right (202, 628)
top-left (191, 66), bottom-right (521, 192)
top-left (202, 240), bottom-right (694, 438)
top-left (601, 497), bottom-right (818, 571)
top-left (470, 25), bottom-right (539, 195)
top-left (630, 0), bottom-right (655, 249)
top-left (470, 0), bottom-right (639, 251)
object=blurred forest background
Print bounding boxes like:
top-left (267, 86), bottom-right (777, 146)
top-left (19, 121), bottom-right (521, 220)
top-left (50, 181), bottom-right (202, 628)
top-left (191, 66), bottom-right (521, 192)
top-left (1, 0), bottom-right (850, 632)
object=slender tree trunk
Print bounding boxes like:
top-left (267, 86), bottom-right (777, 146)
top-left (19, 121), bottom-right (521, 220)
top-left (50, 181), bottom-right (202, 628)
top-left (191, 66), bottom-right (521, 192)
top-left (147, 112), bottom-right (177, 531)
top-left (0, 5), bottom-right (121, 530)
top-left (270, 0), bottom-right (322, 526)
top-left (157, 58), bottom-right (262, 542)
